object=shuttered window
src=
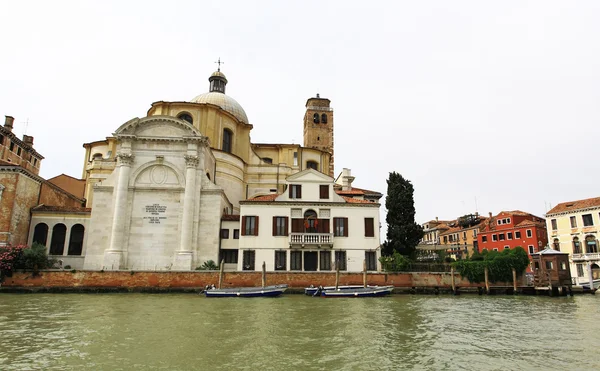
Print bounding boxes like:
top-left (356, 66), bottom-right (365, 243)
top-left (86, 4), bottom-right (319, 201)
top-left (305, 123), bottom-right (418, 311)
top-left (275, 251), bottom-right (287, 270)
top-left (335, 251), bottom-right (347, 271)
top-left (320, 251), bottom-right (331, 271)
top-left (241, 216), bottom-right (259, 236)
top-left (333, 217), bottom-right (348, 237)
top-left (291, 251), bottom-right (302, 270)
top-left (272, 216), bottom-right (289, 236)
top-left (289, 184), bottom-right (302, 199)
top-left (242, 250), bottom-right (255, 270)
top-left (319, 185), bottom-right (329, 199)
top-left (364, 218), bottom-right (374, 237)
top-left (366, 251), bottom-right (377, 271)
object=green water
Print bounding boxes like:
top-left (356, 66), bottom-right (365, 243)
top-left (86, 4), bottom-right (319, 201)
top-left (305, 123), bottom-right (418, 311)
top-left (0, 293), bottom-right (599, 370)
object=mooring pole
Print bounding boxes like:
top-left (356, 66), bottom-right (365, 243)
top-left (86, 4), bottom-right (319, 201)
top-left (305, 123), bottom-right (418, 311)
top-left (335, 260), bottom-right (340, 290)
top-left (484, 266), bottom-right (490, 294)
top-left (363, 259), bottom-right (367, 288)
top-left (451, 267), bottom-right (456, 293)
top-left (512, 268), bottom-right (517, 294)
top-left (218, 259), bottom-right (224, 289)
top-left (262, 261), bottom-right (266, 288)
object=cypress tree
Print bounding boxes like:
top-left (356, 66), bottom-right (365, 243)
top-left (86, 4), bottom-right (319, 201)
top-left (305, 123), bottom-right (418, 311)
top-left (382, 172), bottom-right (423, 258)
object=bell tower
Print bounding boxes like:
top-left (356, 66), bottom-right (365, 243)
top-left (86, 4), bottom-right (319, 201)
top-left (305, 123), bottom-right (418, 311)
top-left (303, 94), bottom-right (334, 177)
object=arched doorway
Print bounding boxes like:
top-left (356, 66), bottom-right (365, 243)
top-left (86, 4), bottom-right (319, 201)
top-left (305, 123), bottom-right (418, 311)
top-left (32, 223), bottom-right (49, 246)
top-left (303, 210), bottom-right (318, 233)
top-left (591, 263), bottom-right (600, 280)
top-left (68, 224), bottom-right (85, 255)
top-left (49, 224), bottom-right (66, 255)
top-left (585, 235), bottom-right (598, 254)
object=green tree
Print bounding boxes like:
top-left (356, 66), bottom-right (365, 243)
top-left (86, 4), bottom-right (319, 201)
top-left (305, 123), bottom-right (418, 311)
top-left (382, 172), bottom-right (423, 258)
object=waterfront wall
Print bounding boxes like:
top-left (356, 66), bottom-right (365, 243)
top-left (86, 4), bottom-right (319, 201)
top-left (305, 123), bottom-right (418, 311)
top-left (0, 270), bottom-right (517, 289)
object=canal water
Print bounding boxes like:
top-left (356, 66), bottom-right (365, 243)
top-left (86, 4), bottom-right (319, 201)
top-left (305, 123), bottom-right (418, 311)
top-left (0, 293), bottom-right (599, 370)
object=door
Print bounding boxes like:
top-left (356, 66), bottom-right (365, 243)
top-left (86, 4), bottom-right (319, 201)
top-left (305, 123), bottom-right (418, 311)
top-left (304, 251), bottom-right (318, 271)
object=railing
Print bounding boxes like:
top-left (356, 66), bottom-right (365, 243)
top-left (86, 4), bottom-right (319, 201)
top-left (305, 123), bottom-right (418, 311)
top-left (289, 233), bottom-right (334, 246)
top-left (572, 253), bottom-right (600, 261)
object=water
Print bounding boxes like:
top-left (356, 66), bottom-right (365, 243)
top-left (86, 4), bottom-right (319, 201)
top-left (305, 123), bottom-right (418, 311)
top-left (0, 293), bottom-right (599, 371)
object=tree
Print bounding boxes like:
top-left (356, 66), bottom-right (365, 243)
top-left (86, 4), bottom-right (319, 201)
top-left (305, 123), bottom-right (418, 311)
top-left (382, 172), bottom-right (423, 258)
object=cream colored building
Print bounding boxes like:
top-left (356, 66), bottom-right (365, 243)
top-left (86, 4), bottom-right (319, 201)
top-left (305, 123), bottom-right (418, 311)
top-left (546, 197), bottom-right (600, 288)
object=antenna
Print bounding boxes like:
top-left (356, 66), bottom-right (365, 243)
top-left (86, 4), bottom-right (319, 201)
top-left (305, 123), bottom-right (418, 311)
top-left (21, 118), bottom-right (30, 135)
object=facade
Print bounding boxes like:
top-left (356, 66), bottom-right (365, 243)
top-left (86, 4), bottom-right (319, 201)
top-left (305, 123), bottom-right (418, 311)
top-left (38, 68), bottom-right (383, 272)
top-left (545, 197), bottom-right (600, 288)
top-left (477, 211), bottom-right (547, 267)
top-left (235, 168), bottom-right (382, 272)
top-left (418, 214), bottom-right (485, 260)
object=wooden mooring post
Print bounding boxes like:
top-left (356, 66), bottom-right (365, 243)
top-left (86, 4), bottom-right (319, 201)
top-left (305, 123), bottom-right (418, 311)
top-left (363, 260), bottom-right (367, 288)
top-left (484, 266), bottom-right (490, 294)
top-left (218, 259), bottom-right (224, 289)
top-left (512, 268), bottom-right (517, 294)
top-left (261, 261), bottom-right (266, 288)
top-left (451, 267), bottom-right (456, 293)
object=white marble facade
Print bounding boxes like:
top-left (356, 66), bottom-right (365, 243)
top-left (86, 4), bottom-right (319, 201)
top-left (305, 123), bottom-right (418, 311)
top-left (83, 116), bottom-right (227, 271)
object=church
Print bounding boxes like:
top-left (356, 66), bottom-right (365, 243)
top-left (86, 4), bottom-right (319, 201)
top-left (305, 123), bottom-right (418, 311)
top-left (21, 68), bottom-right (383, 272)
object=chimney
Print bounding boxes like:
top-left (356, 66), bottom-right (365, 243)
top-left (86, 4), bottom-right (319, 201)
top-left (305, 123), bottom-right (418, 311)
top-left (23, 135), bottom-right (34, 146)
top-left (435, 216), bottom-right (438, 222)
top-left (4, 116), bottom-right (14, 132)
top-left (488, 212), bottom-right (492, 218)
top-left (341, 168), bottom-right (355, 191)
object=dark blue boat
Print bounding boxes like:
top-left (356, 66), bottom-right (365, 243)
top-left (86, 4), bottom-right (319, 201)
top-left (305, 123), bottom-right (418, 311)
top-left (310, 285), bottom-right (394, 297)
top-left (204, 284), bottom-right (288, 298)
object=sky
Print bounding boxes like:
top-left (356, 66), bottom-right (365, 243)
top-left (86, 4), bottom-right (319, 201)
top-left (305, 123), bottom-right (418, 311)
top-left (1, 1), bottom-right (599, 226)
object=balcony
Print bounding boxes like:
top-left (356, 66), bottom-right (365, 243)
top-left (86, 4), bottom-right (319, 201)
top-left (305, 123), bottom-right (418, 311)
top-left (289, 233), bottom-right (334, 247)
top-left (572, 253), bottom-right (600, 262)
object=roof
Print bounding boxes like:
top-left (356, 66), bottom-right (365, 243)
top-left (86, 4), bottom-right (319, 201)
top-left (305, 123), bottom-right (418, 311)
top-left (189, 92), bottom-right (248, 124)
top-left (439, 227), bottom-right (461, 236)
top-left (246, 193), bottom-right (280, 202)
top-left (515, 220), bottom-right (546, 229)
top-left (531, 247), bottom-right (568, 256)
top-left (32, 205), bottom-right (91, 213)
top-left (340, 196), bottom-right (375, 204)
top-left (333, 185), bottom-right (381, 196)
top-left (221, 214), bottom-right (240, 221)
top-left (547, 197), bottom-right (600, 215)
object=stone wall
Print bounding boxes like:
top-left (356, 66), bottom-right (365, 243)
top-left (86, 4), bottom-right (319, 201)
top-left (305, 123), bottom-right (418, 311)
top-left (0, 270), bottom-right (512, 289)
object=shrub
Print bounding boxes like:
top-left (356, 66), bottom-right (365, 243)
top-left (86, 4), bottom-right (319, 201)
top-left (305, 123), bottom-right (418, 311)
top-left (379, 251), bottom-right (411, 272)
top-left (197, 260), bottom-right (219, 270)
top-left (63, 265), bottom-right (72, 270)
top-left (452, 246), bottom-right (530, 283)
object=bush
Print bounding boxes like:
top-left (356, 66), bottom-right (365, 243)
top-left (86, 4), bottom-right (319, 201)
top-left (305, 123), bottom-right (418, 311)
top-left (452, 246), bottom-right (530, 283)
top-left (17, 243), bottom-right (54, 270)
top-left (196, 260), bottom-right (219, 270)
top-left (63, 265), bottom-right (72, 270)
top-left (379, 251), bottom-right (411, 272)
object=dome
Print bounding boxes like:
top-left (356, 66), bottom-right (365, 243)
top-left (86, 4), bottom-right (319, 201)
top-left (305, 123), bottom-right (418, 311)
top-left (190, 92), bottom-right (249, 124)
top-left (210, 70), bottom-right (228, 81)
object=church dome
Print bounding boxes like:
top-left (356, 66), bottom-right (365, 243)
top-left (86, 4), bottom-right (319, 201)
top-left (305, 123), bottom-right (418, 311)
top-left (190, 92), bottom-right (248, 124)
top-left (190, 69), bottom-right (249, 124)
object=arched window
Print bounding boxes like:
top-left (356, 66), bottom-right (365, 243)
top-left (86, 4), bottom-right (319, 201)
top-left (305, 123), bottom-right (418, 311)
top-left (585, 235), bottom-right (598, 253)
top-left (262, 157), bottom-right (273, 164)
top-left (553, 238), bottom-right (560, 251)
top-left (49, 224), bottom-right (67, 255)
top-left (68, 224), bottom-right (85, 255)
top-left (303, 209), bottom-right (318, 233)
top-left (177, 113), bottom-right (193, 124)
top-left (32, 223), bottom-right (49, 246)
top-left (573, 237), bottom-right (581, 254)
top-left (206, 172), bottom-right (211, 181)
top-left (313, 113), bottom-right (320, 124)
top-left (222, 129), bottom-right (233, 153)
top-left (321, 114), bottom-right (327, 124)
top-left (306, 161), bottom-right (318, 170)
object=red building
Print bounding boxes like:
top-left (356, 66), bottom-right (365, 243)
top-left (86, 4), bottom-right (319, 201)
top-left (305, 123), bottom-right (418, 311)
top-left (477, 211), bottom-right (548, 263)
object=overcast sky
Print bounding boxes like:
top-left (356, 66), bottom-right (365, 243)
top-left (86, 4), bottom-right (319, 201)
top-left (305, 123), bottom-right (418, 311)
top-left (1, 1), bottom-right (599, 225)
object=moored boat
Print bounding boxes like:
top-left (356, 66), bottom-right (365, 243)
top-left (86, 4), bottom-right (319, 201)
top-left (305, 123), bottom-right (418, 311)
top-left (204, 284), bottom-right (288, 298)
top-left (313, 285), bottom-right (394, 297)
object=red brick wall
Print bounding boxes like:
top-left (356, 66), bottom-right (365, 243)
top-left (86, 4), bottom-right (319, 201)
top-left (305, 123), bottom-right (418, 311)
top-left (1, 271), bottom-right (514, 289)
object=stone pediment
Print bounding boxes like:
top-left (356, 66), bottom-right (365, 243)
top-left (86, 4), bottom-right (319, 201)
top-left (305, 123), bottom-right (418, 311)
top-left (285, 168), bottom-right (333, 183)
top-left (114, 116), bottom-right (204, 140)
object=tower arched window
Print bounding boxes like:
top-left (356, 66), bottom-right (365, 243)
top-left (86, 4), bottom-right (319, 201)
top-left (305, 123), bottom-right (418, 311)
top-left (223, 129), bottom-right (233, 153)
top-left (313, 113), bottom-right (320, 124)
top-left (321, 114), bottom-right (327, 124)
top-left (306, 161), bottom-right (318, 170)
top-left (177, 113), bottom-right (193, 125)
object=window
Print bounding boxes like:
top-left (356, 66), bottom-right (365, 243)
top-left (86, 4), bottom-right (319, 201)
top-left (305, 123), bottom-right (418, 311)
top-left (504, 246), bottom-right (510, 250)
top-left (0, 133), bottom-right (4, 145)
top-left (293, 152), bottom-right (298, 166)
top-left (242, 250), bottom-right (255, 270)
top-left (463, 231), bottom-right (467, 240)
top-left (366, 251), bottom-right (377, 271)
top-left (497, 220), bottom-right (502, 225)
top-left (526, 229), bottom-right (532, 238)
top-left (9, 141), bottom-right (15, 151)
top-left (262, 157), bottom-right (273, 164)
top-left (221, 249), bottom-right (238, 264)
top-left (528, 245), bottom-right (534, 254)
top-left (177, 113), bottom-right (193, 124)
top-left (364, 218), bottom-right (375, 237)
top-left (313, 113), bottom-right (320, 123)
top-left (67, 224), bottom-right (85, 255)
top-left (32, 223), bottom-right (49, 246)
top-left (222, 129), bottom-right (232, 153)
top-left (582, 214), bottom-right (594, 227)
top-left (49, 224), bottom-right (67, 255)
top-left (220, 229), bottom-right (229, 239)
top-left (333, 217), bottom-right (348, 237)
top-left (472, 229), bottom-right (478, 238)
top-left (573, 237), bottom-right (582, 254)
top-left (306, 161), bottom-right (318, 170)
top-left (17, 147), bottom-right (21, 156)
top-left (545, 261), bottom-right (553, 270)
top-left (505, 218), bottom-right (511, 224)
top-left (586, 235), bottom-right (598, 253)
top-left (560, 262), bottom-right (567, 270)
top-left (272, 216), bottom-right (288, 236)
top-left (551, 219), bottom-right (557, 231)
top-left (570, 216), bottom-right (577, 228)
top-left (493, 248), bottom-right (498, 252)
top-left (499, 233), bottom-right (505, 241)
top-left (481, 236), bottom-right (487, 243)
top-left (275, 251), bottom-right (286, 271)
top-left (534, 262), bottom-right (540, 270)
top-left (335, 251), bottom-right (347, 271)
top-left (291, 251), bottom-right (302, 270)
top-left (241, 216), bottom-right (258, 236)
top-left (515, 231), bottom-right (521, 239)
top-left (233, 229), bottom-right (239, 239)
top-left (492, 234), bottom-right (498, 242)
top-left (577, 264), bottom-right (584, 277)
top-left (507, 232), bottom-right (512, 240)
top-left (33, 158), bottom-right (38, 166)
top-left (319, 185), bottom-right (329, 199)
top-left (553, 238), bottom-right (560, 251)
top-left (289, 184), bottom-right (302, 199)
top-left (320, 251), bottom-right (331, 270)
top-left (321, 114), bottom-right (327, 124)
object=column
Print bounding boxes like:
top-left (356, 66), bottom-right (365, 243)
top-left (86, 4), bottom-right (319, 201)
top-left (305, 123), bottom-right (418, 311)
top-left (103, 152), bottom-right (134, 270)
top-left (173, 154), bottom-right (198, 270)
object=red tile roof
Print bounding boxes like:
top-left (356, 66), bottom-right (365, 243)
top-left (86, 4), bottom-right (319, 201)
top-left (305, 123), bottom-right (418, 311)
top-left (515, 220), bottom-right (546, 229)
top-left (547, 197), bottom-right (600, 215)
top-left (245, 193), bottom-right (280, 202)
top-left (340, 196), bottom-right (375, 204)
top-left (221, 214), bottom-right (240, 221)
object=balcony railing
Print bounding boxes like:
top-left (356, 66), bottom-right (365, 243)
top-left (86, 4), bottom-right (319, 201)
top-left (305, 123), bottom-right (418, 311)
top-left (289, 233), bottom-right (334, 246)
top-left (572, 252), bottom-right (600, 261)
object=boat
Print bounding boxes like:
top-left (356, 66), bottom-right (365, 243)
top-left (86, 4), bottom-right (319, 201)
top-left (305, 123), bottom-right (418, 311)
top-left (203, 260), bottom-right (288, 297)
top-left (305, 285), bottom-right (379, 296)
top-left (318, 285), bottom-right (394, 297)
top-left (204, 284), bottom-right (288, 298)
